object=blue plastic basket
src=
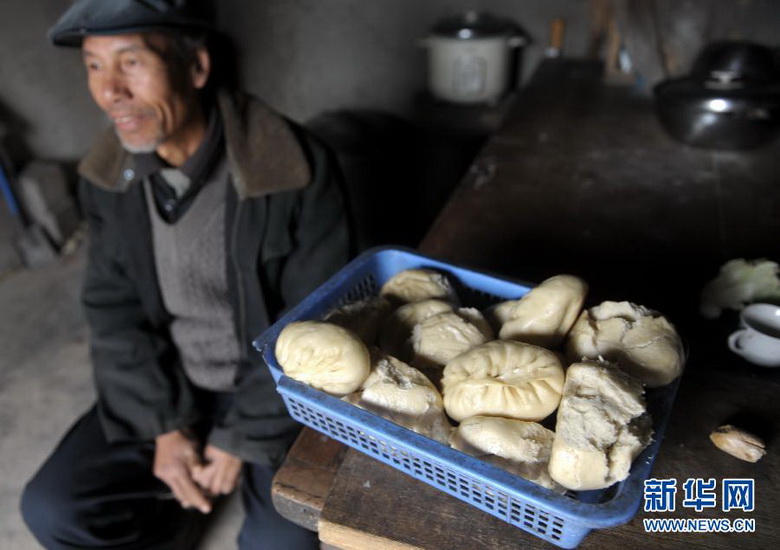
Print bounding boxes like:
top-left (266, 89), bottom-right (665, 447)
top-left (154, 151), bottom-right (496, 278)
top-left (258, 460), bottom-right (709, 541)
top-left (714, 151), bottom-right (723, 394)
top-left (253, 246), bottom-right (680, 548)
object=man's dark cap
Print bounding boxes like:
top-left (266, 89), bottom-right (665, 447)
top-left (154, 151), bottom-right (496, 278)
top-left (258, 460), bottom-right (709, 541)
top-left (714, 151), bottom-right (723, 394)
top-left (49, 0), bottom-right (215, 47)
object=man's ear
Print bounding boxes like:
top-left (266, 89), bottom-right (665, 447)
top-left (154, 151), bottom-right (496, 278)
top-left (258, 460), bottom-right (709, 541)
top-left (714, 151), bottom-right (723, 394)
top-left (191, 47), bottom-right (211, 89)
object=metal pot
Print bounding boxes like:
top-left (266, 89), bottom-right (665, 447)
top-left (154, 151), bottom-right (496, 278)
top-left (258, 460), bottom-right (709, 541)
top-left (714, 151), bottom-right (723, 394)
top-left (422, 11), bottom-right (524, 105)
top-left (654, 41), bottom-right (780, 150)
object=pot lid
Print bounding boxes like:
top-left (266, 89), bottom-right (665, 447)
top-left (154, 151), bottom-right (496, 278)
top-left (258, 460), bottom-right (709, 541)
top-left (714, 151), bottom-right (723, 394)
top-left (692, 41), bottom-right (780, 88)
top-left (431, 11), bottom-right (517, 39)
top-left (654, 76), bottom-right (780, 104)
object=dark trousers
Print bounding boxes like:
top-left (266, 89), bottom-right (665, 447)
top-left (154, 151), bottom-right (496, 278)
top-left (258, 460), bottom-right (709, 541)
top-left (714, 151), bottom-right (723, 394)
top-left (19, 405), bottom-right (319, 550)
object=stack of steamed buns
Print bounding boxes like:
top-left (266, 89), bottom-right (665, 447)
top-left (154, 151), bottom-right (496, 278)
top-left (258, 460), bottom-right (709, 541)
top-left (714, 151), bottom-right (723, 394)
top-left (274, 268), bottom-right (685, 493)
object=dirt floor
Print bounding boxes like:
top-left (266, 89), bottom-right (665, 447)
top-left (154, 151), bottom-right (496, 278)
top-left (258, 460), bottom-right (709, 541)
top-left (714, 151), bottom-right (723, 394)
top-left (0, 244), bottom-right (242, 549)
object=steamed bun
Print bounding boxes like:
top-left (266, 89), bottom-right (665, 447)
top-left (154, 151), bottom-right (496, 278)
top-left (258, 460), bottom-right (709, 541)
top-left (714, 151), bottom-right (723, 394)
top-left (548, 359), bottom-right (653, 490)
top-left (491, 274), bottom-right (587, 348)
top-left (411, 308), bottom-right (493, 369)
top-left (441, 340), bottom-right (565, 422)
top-left (450, 415), bottom-right (564, 492)
top-left (275, 321), bottom-right (370, 396)
top-left (379, 299), bottom-right (454, 361)
top-left (566, 301), bottom-right (684, 387)
top-left (343, 349), bottom-right (452, 443)
top-left (380, 268), bottom-right (457, 306)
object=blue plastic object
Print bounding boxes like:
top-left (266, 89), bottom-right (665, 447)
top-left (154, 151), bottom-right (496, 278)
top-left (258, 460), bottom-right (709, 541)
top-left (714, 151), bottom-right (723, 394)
top-left (253, 246), bottom-right (681, 548)
top-left (0, 163), bottom-right (21, 218)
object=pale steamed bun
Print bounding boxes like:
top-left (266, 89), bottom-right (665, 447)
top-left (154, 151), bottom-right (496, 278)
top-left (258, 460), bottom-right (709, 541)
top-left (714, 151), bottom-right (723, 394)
top-left (411, 308), bottom-right (493, 369)
top-left (379, 268), bottom-right (457, 306)
top-left (379, 299), bottom-right (454, 361)
top-left (566, 300), bottom-right (684, 387)
top-left (343, 349), bottom-right (452, 443)
top-left (441, 340), bottom-right (565, 422)
top-left (450, 416), bottom-right (564, 492)
top-left (275, 321), bottom-right (370, 396)
top-left (492, 274), bottom-right (587, 348)
top-left (548, 360), bottom-right (653, 491)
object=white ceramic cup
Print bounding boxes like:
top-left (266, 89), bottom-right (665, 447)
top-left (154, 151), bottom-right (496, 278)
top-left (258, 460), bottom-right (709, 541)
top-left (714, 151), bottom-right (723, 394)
top-left (728, 303), bottom-right (780, 367)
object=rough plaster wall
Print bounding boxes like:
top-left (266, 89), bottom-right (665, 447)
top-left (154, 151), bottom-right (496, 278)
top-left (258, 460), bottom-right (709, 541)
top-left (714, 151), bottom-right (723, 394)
top-left (0, 0), bottom-right (591, 163)
top-left (0, 0), bottom-right (107, 164)
top-left (220, 0), bottom-right (592, 123)
top-left (2, 0), bottom-right (778, 163)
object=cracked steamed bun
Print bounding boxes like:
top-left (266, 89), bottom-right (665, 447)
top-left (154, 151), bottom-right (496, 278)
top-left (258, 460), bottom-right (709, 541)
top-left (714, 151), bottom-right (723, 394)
top-left (411, 308), bottom-right (493, 369)
top-left (379, 299), bottom-right (454, 362)
top-left (441, 340), bottom-right (565, 422)
top-left (548, 360), bottom-right (653, 491)
top-left (565, 300), bottom-right (684, 387)
top-left (379, 268), bottom-right (457, 306)
top-left (343, 349), bottom-right (452, 444)
top-left (450, 416), bottom-right (564, 492)
top-left (275, 321), bottom-right (370, 396)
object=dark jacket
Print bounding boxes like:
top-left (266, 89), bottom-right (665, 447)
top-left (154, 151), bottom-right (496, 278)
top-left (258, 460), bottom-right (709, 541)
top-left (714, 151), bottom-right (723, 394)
top-left (77, 89), bottom-right (350, 465)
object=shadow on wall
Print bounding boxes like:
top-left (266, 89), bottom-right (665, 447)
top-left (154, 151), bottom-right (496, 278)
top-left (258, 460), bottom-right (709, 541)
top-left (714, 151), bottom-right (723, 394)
top-left (0, 99), bottom-right (33, 172)
top-left (307, 109), bottom-right (485, 252)
top-left (307, 111), bottom-right (428, 251)
top-left (1, 98), bottom-right (83, 271)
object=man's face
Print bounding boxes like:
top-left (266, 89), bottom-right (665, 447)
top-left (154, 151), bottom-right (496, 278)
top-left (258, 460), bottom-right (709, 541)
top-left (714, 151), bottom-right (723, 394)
top-left (82, 33), bottom-right (205, 155)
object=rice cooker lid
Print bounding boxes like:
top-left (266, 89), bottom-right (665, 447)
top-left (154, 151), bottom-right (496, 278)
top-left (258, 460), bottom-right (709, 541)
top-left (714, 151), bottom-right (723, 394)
top-left (432, 11), bottom-right (516, 39)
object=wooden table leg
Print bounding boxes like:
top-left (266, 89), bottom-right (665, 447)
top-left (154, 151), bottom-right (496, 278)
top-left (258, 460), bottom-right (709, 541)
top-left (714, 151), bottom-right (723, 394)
top-left (271, 427), bottom-right (348, 532)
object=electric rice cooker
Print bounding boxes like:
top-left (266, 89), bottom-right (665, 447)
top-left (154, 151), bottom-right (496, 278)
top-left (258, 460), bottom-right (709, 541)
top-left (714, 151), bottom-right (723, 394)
top-left (421, 11), bottom-right (525, 105)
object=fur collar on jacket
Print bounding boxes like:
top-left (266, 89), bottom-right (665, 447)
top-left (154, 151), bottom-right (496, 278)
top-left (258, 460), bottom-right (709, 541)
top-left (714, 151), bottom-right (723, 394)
top-left (77, 89), bottom-right (311, 199)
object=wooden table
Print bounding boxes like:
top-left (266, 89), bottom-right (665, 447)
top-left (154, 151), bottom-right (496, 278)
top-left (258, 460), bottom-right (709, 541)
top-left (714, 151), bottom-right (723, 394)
top-left (272, 59), bottom-right (780, 549)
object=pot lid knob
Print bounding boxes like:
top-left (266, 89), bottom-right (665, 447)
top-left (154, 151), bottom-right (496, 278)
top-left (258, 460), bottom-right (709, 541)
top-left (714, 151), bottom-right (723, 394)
top-left (431, 11), bottom-right (518, 39)
top-left (692, 41), bottom-right (780, 87)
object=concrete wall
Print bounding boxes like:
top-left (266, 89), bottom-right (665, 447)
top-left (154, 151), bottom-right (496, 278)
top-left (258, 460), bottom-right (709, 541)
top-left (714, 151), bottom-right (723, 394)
top-left (1, 0), bottom-right (779, 164)
top-left (0, 0), bottom-right (593, 164)
top-left (0, 0), bottom-right (101, 164)
top-left (221, 0), bottom-right (593, 123)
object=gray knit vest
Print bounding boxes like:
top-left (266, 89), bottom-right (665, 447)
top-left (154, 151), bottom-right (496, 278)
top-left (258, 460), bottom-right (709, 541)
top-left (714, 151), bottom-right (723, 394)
top-left (144, 159), bottom-right (241, 391)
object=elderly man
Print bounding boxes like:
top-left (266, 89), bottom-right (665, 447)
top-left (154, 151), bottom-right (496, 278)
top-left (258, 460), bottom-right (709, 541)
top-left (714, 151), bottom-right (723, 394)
top-left (20, 1), bottom-right (350, 548)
